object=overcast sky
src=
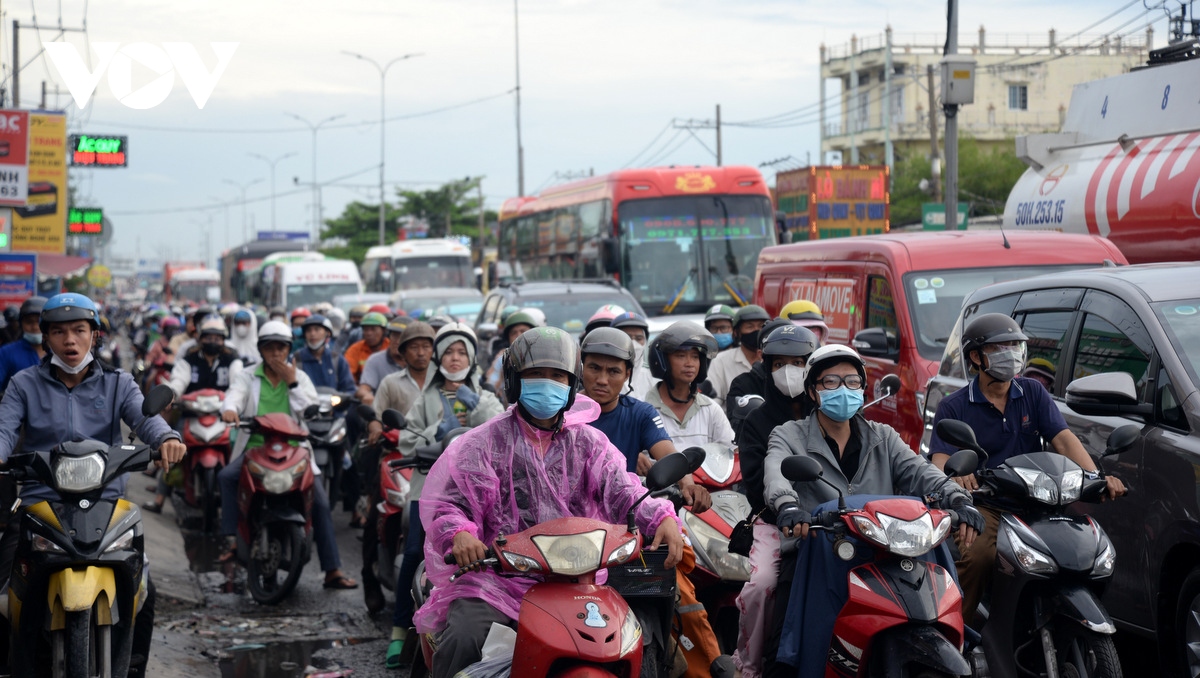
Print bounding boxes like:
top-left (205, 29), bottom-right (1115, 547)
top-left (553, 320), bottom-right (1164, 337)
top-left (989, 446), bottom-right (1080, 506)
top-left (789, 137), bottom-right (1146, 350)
top-left (1, 0), bottom-right (1174, 265)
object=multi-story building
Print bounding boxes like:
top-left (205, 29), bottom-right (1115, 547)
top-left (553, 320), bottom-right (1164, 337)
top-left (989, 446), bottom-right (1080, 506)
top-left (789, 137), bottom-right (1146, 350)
top-left (819, 26), bottom-right (1152, 166)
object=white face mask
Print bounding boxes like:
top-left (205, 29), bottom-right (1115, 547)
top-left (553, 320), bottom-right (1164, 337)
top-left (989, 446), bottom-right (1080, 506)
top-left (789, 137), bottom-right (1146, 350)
top-left (52, 350), bottom-right (95, 375)
top-left (632, 343), bottom-right (646, 368)
top-left (234, 324), bottom-right (251, 339)
top-left (306, 338), bottom-right (326, 351)
top-left (441, 365), bottom-right (470, 382)
top-left (771, 364), bottom-right (807, 399)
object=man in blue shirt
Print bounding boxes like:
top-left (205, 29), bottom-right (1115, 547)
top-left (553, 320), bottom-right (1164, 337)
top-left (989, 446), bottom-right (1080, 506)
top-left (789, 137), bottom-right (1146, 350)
top-left (295, 314), bottom-right (355, 394)
top-left (929, 312), bottom-right (1125, 627)
top-left (0, 296), bottom-right (47, 393)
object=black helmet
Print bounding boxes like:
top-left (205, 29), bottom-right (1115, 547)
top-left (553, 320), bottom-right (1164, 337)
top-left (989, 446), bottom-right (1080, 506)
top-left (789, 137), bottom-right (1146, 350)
top-left (3, 305), bottom-right (18, 325)
top-left (761, 323), bottom-right (819, 360)
top-left (19, 296), bottom-right (47, 318)
top-left (580, 327), bottom-right (636, 371)
top-left (647, 321), bottom-right (718, 390)
top-left (503, 326), bottom-right (582, 415)
top-left (733, 304), bottom-right (769, 328)
top-left (302, 313), bottom-right (335, 334)
top-left (962, 312), bottom-right (1028, 369)
top-left (192, 306), bottom-right (216, 325)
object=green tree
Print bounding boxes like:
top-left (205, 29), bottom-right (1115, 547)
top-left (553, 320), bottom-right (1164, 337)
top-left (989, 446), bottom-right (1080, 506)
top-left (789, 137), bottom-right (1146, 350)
top-left (396, 178), bottom-right (497, 241)
top-left (890, 138), bottom-right (1029, 227)
top-left (319, 201), bottom-right (405, 264)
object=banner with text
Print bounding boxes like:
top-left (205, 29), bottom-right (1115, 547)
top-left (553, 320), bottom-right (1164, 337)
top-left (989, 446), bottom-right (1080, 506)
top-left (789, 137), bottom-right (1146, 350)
top-left (13, 113), bottom-right (67, 254)
top-left (0, 110), bottom-right (30, 208)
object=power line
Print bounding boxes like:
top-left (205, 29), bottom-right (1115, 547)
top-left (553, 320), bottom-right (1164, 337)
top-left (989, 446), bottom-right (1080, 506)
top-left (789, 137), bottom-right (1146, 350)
top-left (621, 120), bottom-right (674, 168)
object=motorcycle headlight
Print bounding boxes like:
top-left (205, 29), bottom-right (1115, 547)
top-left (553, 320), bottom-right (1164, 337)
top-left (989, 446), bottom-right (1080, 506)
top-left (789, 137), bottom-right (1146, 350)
top-left (327, 419), bottom-right (347, 445)
top-left (385, 473), bottom-right (411, 507)
top-left (1059, 469), bottom-right (1083, 504)
top-left (329, 394), bottom-right (343, 408)
top-left (1002, 523), bottom-right (1058, 575)
top-left (502, 551), bottom-right (543, 573)
top-left (291, 458), bottom-right (308, 475)
top-left (247, 460), bottom-right (265, 476)
top-left (1092, 544), bottom-right (1116, 578)
top-left (530, 530), bottom-right (605, 576)
top-left (851, 515), bottom-right (889, 549)
top-left (682, 511), bottom-right (751, 581)
top-left (32, 533), bottom-right (65, 553)
top-left (262, 469), bottom-right (294, 494)
top-left (606, 538), bottom-right (639, 566)
top-left (54, 453), bottom-right (105, 493)
top-left (103, 528), bottom-right (135, 554)
top-left (1014, 467), bottom-right (1060, 505)
top-left (619, 609), bottom-right (642, 657)
top-left (874, 512), bottom-right (940, 558)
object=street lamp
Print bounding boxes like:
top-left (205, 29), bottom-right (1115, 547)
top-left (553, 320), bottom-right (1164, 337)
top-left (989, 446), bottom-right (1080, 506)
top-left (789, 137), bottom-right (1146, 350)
top-left (285, 112), bottom-right (345, 241)
top-left (342, 50), bottom-right (423, 245)
top-left (248, 151), bottom-right (297, 232)
top-left (222, 177), bottom-right (263, 243)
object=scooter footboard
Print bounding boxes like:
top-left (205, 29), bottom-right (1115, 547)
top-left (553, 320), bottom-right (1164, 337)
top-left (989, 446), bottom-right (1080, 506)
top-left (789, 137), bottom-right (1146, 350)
top-left (872, 624), bottom-right (972, 677)
top-left (1045, 584), bottom-right (1116, 634)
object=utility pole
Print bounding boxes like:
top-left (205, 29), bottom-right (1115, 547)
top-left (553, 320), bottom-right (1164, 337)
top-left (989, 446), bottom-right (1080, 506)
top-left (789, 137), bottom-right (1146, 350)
top-left (927, 64), bottom-right (941, 202)
top-left (944, 0), bottom-right (960, 230)
top-left (286, 112), bottom-right (345, 241)
top-left (477, 178), bottom-right (486, 264)
top-left (884, 27), bottom-right (894, 178)
top-left (715, 105), bottom-right (723, 166)
top-left (12, 21), bottom-right (19, 108)
top-left (223, 178), bottom-right (263, 243)
top-left (514, 0), bottom-right (525, 195)
top-left (248, 152), bottom-right (296, 232)
top-left (849, 36), bottom-right (858, 164)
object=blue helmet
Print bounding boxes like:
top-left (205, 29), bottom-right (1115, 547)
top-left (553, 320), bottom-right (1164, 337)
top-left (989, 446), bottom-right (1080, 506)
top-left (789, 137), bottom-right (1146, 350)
top-left (40, 293), bottom-right (100, 332)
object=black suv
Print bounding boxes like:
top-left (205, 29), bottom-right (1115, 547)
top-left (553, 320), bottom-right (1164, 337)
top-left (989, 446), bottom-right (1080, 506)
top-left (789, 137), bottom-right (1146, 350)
top-left (474, 279), bottom-right (646, 341)
top-left (921, 262), bottom-right (1200, 675)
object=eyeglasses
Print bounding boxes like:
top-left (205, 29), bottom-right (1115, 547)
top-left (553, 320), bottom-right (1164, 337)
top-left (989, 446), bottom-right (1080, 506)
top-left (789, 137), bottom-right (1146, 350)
top-left (815, 374), bottom-right (864, 390)
top-left (982, 341), bottom-right (1024, 354)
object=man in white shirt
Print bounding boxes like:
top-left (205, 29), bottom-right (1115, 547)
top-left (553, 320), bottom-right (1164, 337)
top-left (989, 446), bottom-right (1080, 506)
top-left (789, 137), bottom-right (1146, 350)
top-left (707, 305), bottom-right (769, 410)
top-left (643, 321), bottom-right (736, 450)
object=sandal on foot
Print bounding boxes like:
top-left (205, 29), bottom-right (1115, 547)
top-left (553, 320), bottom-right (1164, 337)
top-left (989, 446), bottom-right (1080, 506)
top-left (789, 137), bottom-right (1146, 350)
top-left (141, 500), bottom-right (163, 514)
top-left (324, 574), bottom-right (358, 590)
top-left (385, 638), bottom-right (405, 669)
top-left (216, 536), bottom-right (237, 563)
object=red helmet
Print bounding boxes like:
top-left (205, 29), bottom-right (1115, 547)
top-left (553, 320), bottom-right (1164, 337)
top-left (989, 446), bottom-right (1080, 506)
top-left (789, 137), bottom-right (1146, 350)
top-left (368, 304), bottom-right (391, 315)
top-left (290, 307), bottom-right (312, 320)
top-left (392, 308), bottom-right (408, 317)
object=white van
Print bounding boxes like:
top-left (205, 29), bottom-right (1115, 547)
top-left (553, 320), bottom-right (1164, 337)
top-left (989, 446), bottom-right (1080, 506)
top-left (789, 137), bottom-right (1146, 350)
top-left (391, 239), bottom-right (473, 290)
top-left (268, 259), bottom-right (363, 310)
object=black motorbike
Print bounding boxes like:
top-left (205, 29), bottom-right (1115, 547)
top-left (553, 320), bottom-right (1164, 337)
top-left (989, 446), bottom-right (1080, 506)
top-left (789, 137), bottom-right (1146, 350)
top-left (303, 387), bottom-right (353, 505)
top-left (936, 419), bottom-right (1136, 678)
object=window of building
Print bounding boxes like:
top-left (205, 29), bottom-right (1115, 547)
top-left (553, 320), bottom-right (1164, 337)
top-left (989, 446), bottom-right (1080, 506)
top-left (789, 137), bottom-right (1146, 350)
top-left (856, 92), bottom-right (870, 129)
top-left (1008, 84), bottom-right (1028, 111)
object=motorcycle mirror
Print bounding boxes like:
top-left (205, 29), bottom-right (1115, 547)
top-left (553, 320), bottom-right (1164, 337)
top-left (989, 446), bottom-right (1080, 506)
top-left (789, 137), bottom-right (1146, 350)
top-left (680, 446), bottom-right (708, 474)
top-left (302, 404), bottom-right (320, 419)
top-left (1104, 424), bottom-right (1140, 457)
top-left (878, 373), bottom-right (901, 397)
top-left (143, 384), bottom-right (174, 417)
top-left (646, 451), bottom-right (691, 492)
top-left (936, 419), bottom-right (982, 453)
top-left (441, 426), bottom-right (470, 451)
top-left (780, 455), bottom-right (823, 482)
top-left (381, 409), bottom-right (407, 431)
top-left (942, 449), bottom-right (979, 478)
top-left (356, 404), bottom-right (377, 423)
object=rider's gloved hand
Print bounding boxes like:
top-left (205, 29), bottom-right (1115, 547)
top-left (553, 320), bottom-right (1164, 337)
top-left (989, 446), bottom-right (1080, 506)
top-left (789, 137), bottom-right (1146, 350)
top-left (456, 385), bottom-right (480, 412)
top-left (950, 495), bottom-right (985, 547)
top-left (776, 502), bottom-right (811, 539)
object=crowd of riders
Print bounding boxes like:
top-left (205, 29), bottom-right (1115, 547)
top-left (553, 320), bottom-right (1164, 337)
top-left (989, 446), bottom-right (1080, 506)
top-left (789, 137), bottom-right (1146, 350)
top-left (0, 286), bottom-right (1126, 678)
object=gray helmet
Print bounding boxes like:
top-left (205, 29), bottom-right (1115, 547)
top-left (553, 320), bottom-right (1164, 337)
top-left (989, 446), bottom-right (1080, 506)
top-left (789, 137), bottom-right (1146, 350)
top-left (580, 327), bottom-right (636, 367)
top-left (19, 296), bottom-right (47, 318)
top-left (302, 313), bottom-right (335, 334)
top-left (761, 323), bottom-right (819, 360)
top-left (733, 304), bottom-right (770, 328)
top-left (503, 326), bottom-right (581, 412)
top-left (647, 321), bottom-right (718, 388)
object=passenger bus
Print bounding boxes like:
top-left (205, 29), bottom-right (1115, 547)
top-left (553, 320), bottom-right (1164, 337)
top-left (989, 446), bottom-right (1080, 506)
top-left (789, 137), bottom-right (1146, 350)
top-left (497, 166), bottom-right (775, 315)
top-left (390, 239), bottom-right (473, 291)
top-left (169, 268), bottom-right (221, 305)
top-left (362, 245), bottom-right (394, 293)
top-left (219, 239), bottom-right (313, 303)
top-left (245, 251), bottom-right (327, 307)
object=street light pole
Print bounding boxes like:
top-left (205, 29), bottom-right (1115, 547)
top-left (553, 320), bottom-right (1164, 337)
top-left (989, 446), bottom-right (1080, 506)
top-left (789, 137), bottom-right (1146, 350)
top-left (285, 112), bottom-right (345, 241)
top-left (514, 0), bottom-right (525, 196)
top-left (248, 152), bottom-right (296, 232)
top-left (222, 178), bottom-right (263, 243)
top-left (343, 50), bottom-right (423, 245)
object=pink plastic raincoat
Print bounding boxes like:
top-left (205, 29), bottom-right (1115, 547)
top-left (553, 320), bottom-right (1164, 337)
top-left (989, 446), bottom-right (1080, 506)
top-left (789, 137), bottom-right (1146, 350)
top-left (415, 394), bottom-right (678, 634)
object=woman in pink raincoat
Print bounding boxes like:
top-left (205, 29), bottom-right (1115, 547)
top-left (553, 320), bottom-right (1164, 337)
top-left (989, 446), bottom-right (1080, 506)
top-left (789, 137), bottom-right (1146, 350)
top-left (416, 326), bottom-right (685, 678)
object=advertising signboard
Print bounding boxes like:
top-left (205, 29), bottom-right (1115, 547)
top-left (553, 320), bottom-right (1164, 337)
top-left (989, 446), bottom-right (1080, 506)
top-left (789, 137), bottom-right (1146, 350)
top-left (0, 110), bottom-right (30, 208)
top-left (776, 166), bottom-right (890, 242)
top-left (0, 252), bottom-right (37, 306)
top-left (12, 113), bottom-right (68, 254)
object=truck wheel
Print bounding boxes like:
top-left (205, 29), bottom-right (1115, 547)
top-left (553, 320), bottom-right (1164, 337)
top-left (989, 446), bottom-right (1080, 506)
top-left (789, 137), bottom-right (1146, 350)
top-left (1177, 569), bottom-right (1200, 678)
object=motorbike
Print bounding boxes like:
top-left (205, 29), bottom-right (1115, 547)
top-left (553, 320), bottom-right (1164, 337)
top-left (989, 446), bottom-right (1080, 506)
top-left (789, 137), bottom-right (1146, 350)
top-left (232, 412), bottom-right (317, 605)
top-left (175, 388), bottom-right (231, 532)
top-left (0, 384), bottom-right (174, 678)
top-left (304, 387), bottom-right (352, 504)
top-left (935, 419), bottom-right (1135, 678)
top-left (410, 450), bottom-right (703, 678)
top-left (778, 448), bottom-right (980, 677)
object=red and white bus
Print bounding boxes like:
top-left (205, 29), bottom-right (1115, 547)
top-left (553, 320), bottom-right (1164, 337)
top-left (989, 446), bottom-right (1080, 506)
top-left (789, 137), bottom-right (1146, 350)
top-left (498, 166), bottom-right (776, 315)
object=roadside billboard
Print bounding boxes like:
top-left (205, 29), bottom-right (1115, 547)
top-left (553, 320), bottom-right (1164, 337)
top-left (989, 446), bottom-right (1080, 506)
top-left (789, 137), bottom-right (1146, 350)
top-left (0, 252), bottom-right (37, 306)
top-left (776, 165), bottom-right (890, 242)
top-left (12, 112), bottom-right (68, 254)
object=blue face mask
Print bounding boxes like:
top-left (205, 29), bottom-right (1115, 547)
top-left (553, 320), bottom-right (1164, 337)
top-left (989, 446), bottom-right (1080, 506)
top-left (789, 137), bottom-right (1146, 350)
top-left (714, 332), bottom-right (734, 350)
top-left (818, 386), bottom-right (864, 422)
top-left (519, 378), bottom-right (571, 420)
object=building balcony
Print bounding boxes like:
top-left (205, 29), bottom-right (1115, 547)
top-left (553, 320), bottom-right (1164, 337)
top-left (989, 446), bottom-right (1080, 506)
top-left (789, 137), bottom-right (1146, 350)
top-left (823, 108), bottom-right (1064, 149)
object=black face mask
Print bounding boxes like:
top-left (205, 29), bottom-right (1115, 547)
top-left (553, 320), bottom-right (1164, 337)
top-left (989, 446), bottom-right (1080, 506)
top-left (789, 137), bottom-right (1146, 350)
top-left (201, 343), bottom-right (222, 357)
top-left (740, 329), bottom-right (761, 351)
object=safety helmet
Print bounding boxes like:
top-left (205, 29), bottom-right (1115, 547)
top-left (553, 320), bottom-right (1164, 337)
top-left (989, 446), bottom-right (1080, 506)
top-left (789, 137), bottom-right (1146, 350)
top-left (962, 312), bottom-right (1028, 370)
top-left (610, 311), bottom-right (649, 333)
top-left (160, 316), bottom-right (182, 330)
top-left (192, 306), bottom-right (216, 324)
top-left (733, 304), bottom-right (770, 328)
top-left (428, 314), bottom-right (455, 332)
top-left (349, 304), bottom-right (369, 319)
top-left (198, 317), bottom-right (229, 338)
top-left (302, 313), bottom-right (335, 334)
top-left (761, 323), bottom-right (819, 360)
top-left (256, 320), bottom-right (293, 348)
top-left (434, 322), bottom-right (478, 356)
top-left (368, 303), bottom-right (391, 315)
top-left (1025, 357), bottom-right (1057, 383)
top-left (387, 316), bottom-right (413, 335)
top-left (498, 305), bottom-right (521, 325)
top-left (326, 307), bottom-right (346, 331)
top-left (312, 302), bottom-right (333, 315)
top-left (233, 309), bottom-right (252, 323)
top-left (703, 304), bottom-right (736, 328)
top-left (290, 307), bottom-right (312, 321)
top-left (584, 304), bottom-right (626, 335)
top-left (360, 312), bottom-right (389, 328)
top-left (40, 293), bottom-right (100, 332)
top-left (647, 321), bottom-right (718, 389)
top-left (398, 321), bottom-right (437, 349)
top-left (780, 300), bottom-right (824, 323)
top-left (3, 306), bottom-right (18, 325)
top-left (804, 344), bottom-right (867, 392)
top-left (503, 326), bottom-right (581, 412)
top-left (580, 327), bottom-right (636, 370)
top-left (19, 296), bottom-right (47, 318)
top-left (504, 309), bottom-right (545, 332)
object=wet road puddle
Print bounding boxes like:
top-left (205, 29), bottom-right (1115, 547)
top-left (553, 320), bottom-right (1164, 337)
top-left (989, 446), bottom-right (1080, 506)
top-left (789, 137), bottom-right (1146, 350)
top-left (217, 638), bottom-right (355, 677)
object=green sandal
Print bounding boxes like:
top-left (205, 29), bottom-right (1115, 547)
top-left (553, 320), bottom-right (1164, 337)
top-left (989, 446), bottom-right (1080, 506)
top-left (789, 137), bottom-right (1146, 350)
top-left (385, 638), bottom-right (405, 669)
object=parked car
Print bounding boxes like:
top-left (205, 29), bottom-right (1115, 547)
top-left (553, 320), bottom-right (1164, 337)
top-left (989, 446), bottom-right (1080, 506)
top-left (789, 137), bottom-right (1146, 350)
top-left (921, 262), bottom-right (1200, 676)
top-left (474, 279), bottom-right (646, 342)
top-left (390, 287), bottom-right (484, 324)
top-left (753, 231), bottom-right (1128, 450)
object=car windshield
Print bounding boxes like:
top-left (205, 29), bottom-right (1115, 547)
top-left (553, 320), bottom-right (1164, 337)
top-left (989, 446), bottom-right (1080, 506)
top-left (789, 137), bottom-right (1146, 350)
top-left (904, 265), bottom-right (1098, 361)
top-left (392, 256), bottom-right (473, 290)
top-left (287, 283), bottom-right (361, 309)
top-left (396, 295), bottom-right (481, 313)
top-left (1156, 300), bottom-right (1200, 388)
top-left (517, 296), bottom-right (638, 335)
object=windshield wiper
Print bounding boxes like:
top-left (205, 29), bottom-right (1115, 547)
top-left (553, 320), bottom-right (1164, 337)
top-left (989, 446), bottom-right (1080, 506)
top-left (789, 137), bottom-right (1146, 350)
top-left (663, 268), bottom-right (697, 314)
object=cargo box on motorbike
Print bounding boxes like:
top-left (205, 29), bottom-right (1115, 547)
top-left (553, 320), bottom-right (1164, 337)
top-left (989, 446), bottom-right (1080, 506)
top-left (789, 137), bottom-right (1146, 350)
top-left (607, 548), bottom-right (677, 599)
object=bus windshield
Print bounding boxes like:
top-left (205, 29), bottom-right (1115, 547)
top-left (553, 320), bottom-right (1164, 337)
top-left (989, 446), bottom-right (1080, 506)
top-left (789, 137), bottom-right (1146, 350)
top-left (392, 256), bottom-right (473, 290)
top-left (286, 283), bottom-right (361, 309)
top-left (618, 195), bottom-right (773, 314)
top-left (175, 281), bottom-right (219, 304)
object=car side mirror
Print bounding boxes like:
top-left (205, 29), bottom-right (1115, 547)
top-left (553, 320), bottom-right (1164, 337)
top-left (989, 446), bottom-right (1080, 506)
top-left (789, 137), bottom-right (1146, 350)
top-left (1065, 372), bottom-right (1153, 417)
top-left (942, 449), bottom-right (979, 477)
top-left (852, 327), bottom-right (899, 359)
top-left (381, 409), bottom-right (406, 431)
top-left (646, 451), bottom-right (692, 492)
top-left (356, 404), bottom-right (377, 423)
top-left (600, 238), bottom-right (620, 275)
top-left (780, 455), bottom-right (823, 482)
top-left (1104, 424), bottom-right (1141, 457)
top-left (143, 384), bottom-right (174, 417)
top-left (476, 322), bottom-right (499, 344)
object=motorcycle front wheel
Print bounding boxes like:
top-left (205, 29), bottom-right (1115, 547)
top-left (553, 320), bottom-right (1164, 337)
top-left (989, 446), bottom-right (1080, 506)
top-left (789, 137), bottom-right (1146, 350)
top-left (1052, 625), bottom-right (1122, 678)
top-left (52, 607), bottom-right (112, 678)
top-left (247, 523), bottom-right (306, 605)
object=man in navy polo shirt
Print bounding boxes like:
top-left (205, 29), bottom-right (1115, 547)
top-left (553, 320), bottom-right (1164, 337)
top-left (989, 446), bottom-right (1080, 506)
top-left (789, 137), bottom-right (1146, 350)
top-left (929, 313), bottom-right (1126, 627)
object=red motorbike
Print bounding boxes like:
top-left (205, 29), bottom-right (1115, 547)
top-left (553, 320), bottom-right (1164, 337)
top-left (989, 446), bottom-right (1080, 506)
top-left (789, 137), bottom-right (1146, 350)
top-left (176, 388), bottom-right (231, 532)
top-left (411, 451), bottom-right (699, 678)
top-left (778, 450), bottom-right (978, 677)
top-left (234, 412), bottom-right (315, 605)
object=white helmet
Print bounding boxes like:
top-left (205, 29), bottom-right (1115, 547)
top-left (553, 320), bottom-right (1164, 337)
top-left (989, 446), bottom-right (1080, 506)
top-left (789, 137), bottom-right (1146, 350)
top-left (803, 344), bottom-right (866, 391)
top-left (257, 320), bottom-right (293, 348)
